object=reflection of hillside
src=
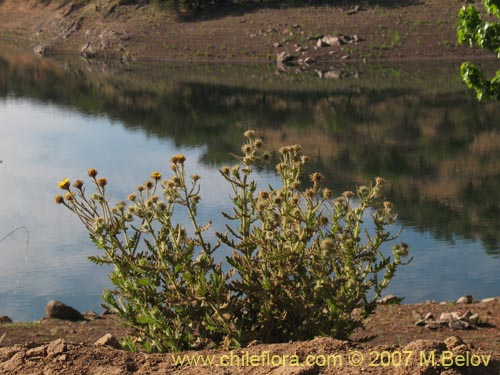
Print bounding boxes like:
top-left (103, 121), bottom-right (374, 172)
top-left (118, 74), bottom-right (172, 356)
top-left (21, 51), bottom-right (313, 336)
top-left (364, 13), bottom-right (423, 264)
top-left (1, 45), bottom-right (500, 256)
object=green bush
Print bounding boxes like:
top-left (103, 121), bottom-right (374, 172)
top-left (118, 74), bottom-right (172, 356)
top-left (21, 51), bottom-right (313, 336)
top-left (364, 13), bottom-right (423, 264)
top-left (458, 0), bottom-right (500, 101)
top-left (55, 131), bottom-right (410, 352)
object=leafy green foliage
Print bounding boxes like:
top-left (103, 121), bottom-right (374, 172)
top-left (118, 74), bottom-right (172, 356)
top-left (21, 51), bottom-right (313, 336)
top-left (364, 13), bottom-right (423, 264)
top-left (56, 132), bottom-right (410, 352)
top-left (458, 0), bottom-right (500, 100)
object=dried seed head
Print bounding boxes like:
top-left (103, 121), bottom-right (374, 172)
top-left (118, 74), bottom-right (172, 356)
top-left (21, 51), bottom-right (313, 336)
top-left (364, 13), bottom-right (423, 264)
top-left (342, 191), bottom-right (354, 199)
top-left (375, 177), bottom-right (385, 186)
top-left (191, 174), bottom-right (201, 182)
top-left (323, 188), bottom-right (333, 199)
top-left (64, 192), bottom-right (74, 201)
top-left (304, 188), bottom-right (315, 199)
top-left (279, 146), bottom-right (290, 155)
top-left (88, 168), bottom-right (98, 178)
top-left (151, 195), bottom-right (159, 203)
top-left (300, 155), bottom-right (310, 164)
top-left (54, 195), bottom-right (64, 204)
top-left (72, 179), bottom-right (84, 189)
top-left (137, 185), bottom-right (145, 192)
top-left (292, 144), bottom-right (302, 153)
top-left (145, 181), bottom-right (154, 190)
top-left (254, 138), bottom-right (263, 148)
top-left (262, 151), bottom-right (271, 161)
top-left (241, 144), bottom-right (253, 154)
top-left (58, 178), bottom-right (70, 190)
top-left (291, 180), bottom-right (301, 190)
top-left (258, 191), bottom-right (270, 200)
top-left (320, 238), bottom-right (335, 251)
top-left (243, 130), bottom-right (255, 138)
top-left (128, 193), bottom-right (137, 202)
top-left (220, 166), bottom-right (230, 176)
top-left (97, 178), bottom-right (108, 188)
top-left (310, 172), bottom-right (324, 183)
top-left (151, 171), bottom-right (162, 181)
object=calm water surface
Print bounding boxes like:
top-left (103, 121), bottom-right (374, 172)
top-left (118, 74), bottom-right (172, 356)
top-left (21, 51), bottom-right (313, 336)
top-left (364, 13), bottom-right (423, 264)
top-left (1, 47), bottom-right (500, 321)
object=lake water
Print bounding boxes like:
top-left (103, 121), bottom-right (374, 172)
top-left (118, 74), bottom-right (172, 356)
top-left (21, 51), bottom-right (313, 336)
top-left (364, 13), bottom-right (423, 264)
top-left (1, 46), bottom-right (500, 321)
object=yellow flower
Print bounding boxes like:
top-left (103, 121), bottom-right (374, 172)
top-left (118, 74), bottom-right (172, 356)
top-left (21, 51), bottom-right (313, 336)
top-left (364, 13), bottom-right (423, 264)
top-left (151, 171), bottom-right (162, 181)
top-left (170, 154), bottom-right (186, 164)
top-left (58, 178), bottom-right (70, 190)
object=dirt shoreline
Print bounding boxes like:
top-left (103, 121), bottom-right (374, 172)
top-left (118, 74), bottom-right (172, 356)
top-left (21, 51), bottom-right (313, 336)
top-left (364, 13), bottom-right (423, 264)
top-left (1, 300), bottom-right (500, 374)
top-left (0, 0), bottom-right (497, 64)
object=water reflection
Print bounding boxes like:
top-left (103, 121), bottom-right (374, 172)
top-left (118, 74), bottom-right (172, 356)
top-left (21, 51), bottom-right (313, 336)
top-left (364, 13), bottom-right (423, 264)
top-left (1, 45), bottom-right (500, 320)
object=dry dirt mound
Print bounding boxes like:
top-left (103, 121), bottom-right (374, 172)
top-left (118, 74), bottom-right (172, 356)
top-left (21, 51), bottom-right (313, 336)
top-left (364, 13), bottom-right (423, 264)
top-left (0, 336), bottom-right (498, 375)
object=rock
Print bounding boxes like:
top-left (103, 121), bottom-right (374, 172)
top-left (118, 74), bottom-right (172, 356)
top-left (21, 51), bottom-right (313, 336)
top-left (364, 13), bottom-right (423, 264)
top-left (424, 313), bottom-right (434, 320)
top-left (456, 295), bottom-right (473, 304)
top-left (460, 310), bottom-right (473, 320)
top-left (82, 310), bottom-right (99, 320)
top-left (346, 5), bottom-right (361, 15)
top-left (480, 296), bottom-right (500, 303)
top-left (323, 69), bottom-right (342, 79)
top-left (415, 319), bottom-right (427, 326)
top-left (0, 316), bottom-right (12, 324)
top-left (33, 44), bottom-right (48, 56)
top-left (469, 313), bottom-right (480, 324)
top-left (94, 334), bottom-right (122, 349)
top-left (449, 320), bottom-right (470, 330)
top-left (424, 321), bottom-right (441, 330)
top-left (377, 295), bottom-right (402, 304)
top-left (276, 52), bottom-right (293, 65)
top-left (45, 300), bottom-right (84, 321)
top-left (273, 42), bottom-right (281, 48)
top-left (47, 339), bottom-right (67, 357)
top-left (80, 42), bottom-right (96, 59)
top-left (321, 35), bottom-right (341, 46)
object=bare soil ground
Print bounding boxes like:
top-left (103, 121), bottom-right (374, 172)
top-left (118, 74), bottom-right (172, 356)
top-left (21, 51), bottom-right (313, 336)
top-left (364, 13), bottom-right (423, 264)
top-left (1, 300), bottom-right (499, 374)
top-left (0, 0), bottom-right (497, 63)
top-left (1, 1), bottom-right (499, 373)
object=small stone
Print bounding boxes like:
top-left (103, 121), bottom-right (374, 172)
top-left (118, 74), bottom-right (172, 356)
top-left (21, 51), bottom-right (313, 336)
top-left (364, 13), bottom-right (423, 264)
top-left (273, 42), bottom-right (281, 48)
top-left (57, 354), bottom-right (68, 361)
top-left (0, 316), bottom-right (13, 324)
top-left (469, 313), bottom-right (480, 325)
top-left (456, 295), bottom-right (473, 304)
top-left (33, 44), bottom-right (48, 56)
top-left (316, 39), bottom-right (326, 48)
top-left (246, 340), bottom-right (262, 347)
top-left (425, 321), bottom-right (440, 330)
top-left (47, 339), bottom-right (67, 356)
top-left (480, 297), bottom-right (500, 303)
top-left (424, 313), bottom-right (434, 320)
top-left (45, 300), bottom-right (84, 321)
top-left (341, 54), bottom-right (350, 60)
top-left (82, 311), bottom-right (99, 320)
top-left (449, 320), bottom-right (470, 330)
top-left (321, 35), bottom-right (341, 46)
top-left (460, 310), bottom-right (473, 320)
top-left (415, 319), bottom-right (427, 327)
top-left (324, 69), bottom-right (342, 79)
top-left (276, 52), bottom-right (293, 65)
top-left (439, 312), bottom-right (453, 324)
top-left (377, 295), bottom-right (402, 304)
top-left (94, 333), bottom-right (121, 349)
